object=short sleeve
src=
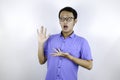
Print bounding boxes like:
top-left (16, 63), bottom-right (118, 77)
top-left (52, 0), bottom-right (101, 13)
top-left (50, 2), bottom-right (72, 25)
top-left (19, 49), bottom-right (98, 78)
top-left (80, 39), bottom-right (93, 60)
top-left (44, 40), bottom-right (48, 57)
top-left (44, 35), bottom-right (53, 57)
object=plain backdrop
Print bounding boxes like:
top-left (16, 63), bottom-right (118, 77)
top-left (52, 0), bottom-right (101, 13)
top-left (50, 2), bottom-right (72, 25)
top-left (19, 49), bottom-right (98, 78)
top-left (0, 0), bottom-right (120, 80)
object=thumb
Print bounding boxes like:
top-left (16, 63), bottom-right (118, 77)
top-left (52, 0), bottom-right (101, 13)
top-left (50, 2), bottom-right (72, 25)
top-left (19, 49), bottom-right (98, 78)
top-left (46, 33), bottom-right (51, 39)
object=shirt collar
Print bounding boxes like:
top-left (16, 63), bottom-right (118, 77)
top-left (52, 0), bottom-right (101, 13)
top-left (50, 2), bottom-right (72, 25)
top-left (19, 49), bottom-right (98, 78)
top-left (59, 31), bottom-right (75, 38)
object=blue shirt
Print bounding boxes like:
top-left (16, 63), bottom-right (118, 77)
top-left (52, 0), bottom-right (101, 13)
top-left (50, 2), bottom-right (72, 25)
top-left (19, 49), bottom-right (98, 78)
top-left (44, 32), bottom-right (92, 80)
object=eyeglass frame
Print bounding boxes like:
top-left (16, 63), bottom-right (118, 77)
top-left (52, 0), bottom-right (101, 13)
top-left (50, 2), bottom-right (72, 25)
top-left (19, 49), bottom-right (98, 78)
top-left (59, 17), bottom-right (75, 22)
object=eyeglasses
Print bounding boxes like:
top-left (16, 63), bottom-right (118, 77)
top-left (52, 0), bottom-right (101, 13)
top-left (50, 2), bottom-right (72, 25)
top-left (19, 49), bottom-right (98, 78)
top-left (59, 17), bottom-right (74, 22)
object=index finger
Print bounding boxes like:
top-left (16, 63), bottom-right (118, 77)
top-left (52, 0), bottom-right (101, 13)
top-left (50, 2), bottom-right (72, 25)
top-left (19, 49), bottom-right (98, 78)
top-left (40, 26), bottom-right (44, 34)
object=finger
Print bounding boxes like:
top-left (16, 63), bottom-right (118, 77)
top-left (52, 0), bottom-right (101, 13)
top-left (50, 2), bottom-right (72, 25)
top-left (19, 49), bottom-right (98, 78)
top-left (51, 53), bottom-right (58, 56)
top-left (37, 29), bottom-right (39, 35)
top-left (45, 28), bottom-right (47, 37)
top-left (53, 48), bottom-right (59, 53)
top-left (46, 33), bottom-right (50, 39)
top-left (40, 26), bottom-right (44, 34)
top-left (57, 48), bottom-right (61, 52)
top-left (52, 53), bottom-right (61, 56)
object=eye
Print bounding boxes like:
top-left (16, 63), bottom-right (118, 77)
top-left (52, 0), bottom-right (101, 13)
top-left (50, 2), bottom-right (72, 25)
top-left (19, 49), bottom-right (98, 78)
top-left (59, 17), bottom-right (65, 22)
top-left (59, 17), bottom-right (74, 22)
top-left (67, 17), bottom-right (74, 21)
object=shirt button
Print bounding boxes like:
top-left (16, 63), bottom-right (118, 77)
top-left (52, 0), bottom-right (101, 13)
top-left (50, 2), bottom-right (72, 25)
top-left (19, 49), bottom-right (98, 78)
top-left (57, 60), bottom-right (62, 68)
top-left (56, 75), bottom-right (60, 80)
top-left (58, 65), bottom-right (61, 68)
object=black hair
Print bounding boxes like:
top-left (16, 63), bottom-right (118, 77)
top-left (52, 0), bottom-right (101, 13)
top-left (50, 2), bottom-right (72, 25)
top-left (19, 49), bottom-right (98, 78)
top-left (58, 6), bottom-right (77, 19)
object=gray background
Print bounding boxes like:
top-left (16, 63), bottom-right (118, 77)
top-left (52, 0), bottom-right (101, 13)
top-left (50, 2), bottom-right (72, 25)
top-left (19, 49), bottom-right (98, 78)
top-left (0, 0), bottom-right (120, 80)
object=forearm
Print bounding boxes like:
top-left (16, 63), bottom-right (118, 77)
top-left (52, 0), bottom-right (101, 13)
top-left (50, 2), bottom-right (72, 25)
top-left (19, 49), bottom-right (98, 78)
top-left (67, 55), bottom-right (93, 70)
top-left (38, 43), bottom-right (46, 64)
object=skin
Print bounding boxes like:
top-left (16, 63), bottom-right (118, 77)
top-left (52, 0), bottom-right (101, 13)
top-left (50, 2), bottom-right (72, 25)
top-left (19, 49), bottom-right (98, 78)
top-left (37, 11), bottom-right (93, 70)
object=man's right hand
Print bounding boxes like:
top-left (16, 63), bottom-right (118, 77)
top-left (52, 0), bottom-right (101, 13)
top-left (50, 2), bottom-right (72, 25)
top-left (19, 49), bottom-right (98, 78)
top-left (37, 26), bottom-right (50, 44)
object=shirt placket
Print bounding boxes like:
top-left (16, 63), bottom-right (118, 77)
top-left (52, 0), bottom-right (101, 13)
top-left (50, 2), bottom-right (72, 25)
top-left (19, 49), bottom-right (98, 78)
top-left (56, 59), bottom-right (62, 80)
top-left (56, 39), bottom-right (66, 80)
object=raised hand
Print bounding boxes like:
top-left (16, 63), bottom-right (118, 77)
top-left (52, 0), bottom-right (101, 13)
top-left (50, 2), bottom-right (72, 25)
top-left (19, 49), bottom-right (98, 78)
top-left (37, 26), bottom-right (50, 44)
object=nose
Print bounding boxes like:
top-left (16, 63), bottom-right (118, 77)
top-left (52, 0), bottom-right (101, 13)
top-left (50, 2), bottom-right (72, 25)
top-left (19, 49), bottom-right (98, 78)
top-left (63, 20), bottom-right (68, 24)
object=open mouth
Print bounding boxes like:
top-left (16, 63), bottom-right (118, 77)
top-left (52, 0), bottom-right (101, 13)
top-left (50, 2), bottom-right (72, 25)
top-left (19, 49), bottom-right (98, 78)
top-left (63, 25), bottom-right (68, 30)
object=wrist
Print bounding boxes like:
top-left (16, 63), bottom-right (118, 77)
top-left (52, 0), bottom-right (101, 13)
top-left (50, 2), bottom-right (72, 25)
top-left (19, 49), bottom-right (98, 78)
top-left (38, 41), bottom-right (45, 45)
top-left (66, 54), bottom-right (74, 60)
top-left (38, 43), bottom-right (44, 47)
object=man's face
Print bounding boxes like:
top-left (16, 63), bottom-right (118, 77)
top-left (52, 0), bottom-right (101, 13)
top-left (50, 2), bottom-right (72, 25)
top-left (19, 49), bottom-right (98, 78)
top-left (59, 11), bottom-right (77, 33)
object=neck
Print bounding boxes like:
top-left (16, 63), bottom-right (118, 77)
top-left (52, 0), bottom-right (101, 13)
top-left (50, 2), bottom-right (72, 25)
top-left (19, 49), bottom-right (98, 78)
top-left (62, 31), bottom-right (73, 38)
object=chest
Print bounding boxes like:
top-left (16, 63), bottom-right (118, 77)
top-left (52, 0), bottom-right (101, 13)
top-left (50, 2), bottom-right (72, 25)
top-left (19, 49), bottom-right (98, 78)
top-left (48, 38), bottom-right (82, 58)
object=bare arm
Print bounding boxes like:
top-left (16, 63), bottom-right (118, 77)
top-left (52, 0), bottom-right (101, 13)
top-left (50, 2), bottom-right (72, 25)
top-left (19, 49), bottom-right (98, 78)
top-left (67, 54), bottom-right (92, 70)
top-left (38, 43), bottom-right (47, 64)
top-left (52, 49), bottom-right (93, 70)
top-left (37, 26), bottom-right (49, 64)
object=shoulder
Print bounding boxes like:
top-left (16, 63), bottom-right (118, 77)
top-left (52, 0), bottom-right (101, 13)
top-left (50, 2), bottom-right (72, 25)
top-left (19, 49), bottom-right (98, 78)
top-left (49, 33), bottom-right (59, 38)
top-left (74, 35), bottom-right (91, 50)
top-left (47, 33), bottom-right (60, 41)
top-left (74, 34), bottom-right (90, 46)
top-left (75, 34), bottom-right (88, 42)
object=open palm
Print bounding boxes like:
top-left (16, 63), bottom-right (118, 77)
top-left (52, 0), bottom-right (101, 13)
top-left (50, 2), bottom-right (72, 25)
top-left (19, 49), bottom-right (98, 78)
top-left (37, 26), bottom-right (49, 44)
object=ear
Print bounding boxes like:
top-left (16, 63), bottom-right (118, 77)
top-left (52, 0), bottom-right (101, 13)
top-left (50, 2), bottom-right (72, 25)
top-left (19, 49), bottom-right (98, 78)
top-left (74, 19), bottom-right (77, 23)
top-left (73, 19), bottom-right (77, 26)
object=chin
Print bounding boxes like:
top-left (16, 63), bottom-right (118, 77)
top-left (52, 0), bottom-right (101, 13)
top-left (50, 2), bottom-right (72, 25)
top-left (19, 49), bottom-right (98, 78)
top-left (62, 30), bottom-right (69, 33)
